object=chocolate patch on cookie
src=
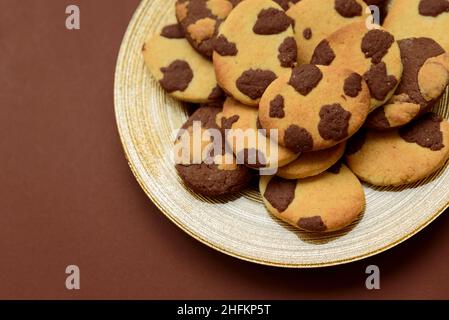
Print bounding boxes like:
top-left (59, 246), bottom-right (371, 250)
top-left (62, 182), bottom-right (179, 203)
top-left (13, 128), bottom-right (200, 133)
top-left (363, 62), bottom-right (398, 101)
top-left (273, 0), bottom-right (300, 10)
top-left (344, 73), bottom-right (363, 97)
top-left (236, 69), bottom-right (277, 100)
top-left (161, 23), bottom-right (185, 39)
top-left (221, 115), bottom-right (240, 130)
top-left (303, 28), bottom-right (312, 40)
top-left (365, 107), bottom-right (390, 129)
top-left (278, 37), bottom-right (297, 67)
top-left (253, 8), bottom-right (293, 35)
top-left (399, 113), bottom-right (445, 151)
top-left (208, 85), bottom-right (225, 100)
top-left (361, 29), bottom-right (395, 64)
top-left (237, 148), bottom-right (267, 168)
top-left (396, 38), bottom-right (445, 110)
top-left (288, 64), bottom-right (323, 95)
top-left (327, 161), bottom-right (342, 174)
top-left (181, 104), bottom-right (222, 132)
top-left (311, 40), bottom-right (336, 66)
top-left (318, 104), bottom-right (351, 141)
top-left (346, 129), bottom-right (367, 155)
top-left (160, 60), bottom-right (194, 93)
top-left (335, 0), bottom-right (363, 18)
top-left (419, 0), bottom-right (449, 17)
top-left (214, 35), bottom-right (238, 56)
top-left (269, 95), bottom-right (286, 118)
top-left (176, 162), bottom-right (253, 196)
top-left (298, 216), bottom-right (327, 232)
top-left (264, 176), bottom-right (297, 212)
top-left (284, 125), bottom-right (314, 153)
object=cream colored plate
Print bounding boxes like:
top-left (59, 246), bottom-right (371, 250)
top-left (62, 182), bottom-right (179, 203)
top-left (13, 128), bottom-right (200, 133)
top-left (114, 0), bottom-right (449, 268)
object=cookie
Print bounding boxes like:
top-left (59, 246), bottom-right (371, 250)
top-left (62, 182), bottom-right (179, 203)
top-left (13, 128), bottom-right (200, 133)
top-left (346, 113), bottom-right (449, 186)
top-left (175, 0), bottom-right (243, 59)
top-left (383, 0), bottom-right (449, 54)
top-left (287, 0), bottom-right (369, 65)
top-left (175, 104), bottom-right (254, 196)
top-left (366, 38), bottom-right (449, 130)
top-left (213, 0), bottom-right (296, 106)
top-left (311, 22), bottom-right (402, 110)
top-left (220, 97), bottom-right (299, 170)
top-left (143, 23), bottom-right (224, 103)
top-left (260, 164), bottom-right (365, 232)
top-left (258, 64), bottom-right (370, 153)
top-left (277, 142), bottom-right (346, 179)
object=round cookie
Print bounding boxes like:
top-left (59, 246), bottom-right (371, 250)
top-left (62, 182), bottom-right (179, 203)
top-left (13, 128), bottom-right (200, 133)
top-left (287, 0), bottom-right (369, 65)
top-left (219, 97), bottom-right (299, 170)
top-left (383, 0), bottom-right (449, 53)
top-left (346, 113), bottom-right (449, 186)
top-left (213, 0), bottom-right (296, 106)
top-left (260, 164), bottom-right (365, 232)
top-left (175, 0), bottom-right (243, 59)
top-left (311, 21), bottom-right (402, 110)
top-left (258, 64), bottom-right (370, 153)
top-left (143, 23), bottom-right (223, 103)
top-left (366, 38), bottom-right (449, 130)
top-left (277, 142), bottom-right (346, 179)
top-left (175, 104), bottom-right (254, 196)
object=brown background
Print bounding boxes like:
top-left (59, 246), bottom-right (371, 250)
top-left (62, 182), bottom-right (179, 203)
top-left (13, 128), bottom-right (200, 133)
top-left (1, 0), bottom-right (449, 299)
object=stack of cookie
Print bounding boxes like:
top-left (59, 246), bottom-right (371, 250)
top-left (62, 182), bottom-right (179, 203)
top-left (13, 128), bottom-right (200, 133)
top-left (143, 0), bottom-right (449, 233)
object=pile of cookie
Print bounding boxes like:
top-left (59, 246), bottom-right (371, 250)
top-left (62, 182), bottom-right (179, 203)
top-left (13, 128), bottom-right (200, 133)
top-left (143, 0), bottom-right (449, 233)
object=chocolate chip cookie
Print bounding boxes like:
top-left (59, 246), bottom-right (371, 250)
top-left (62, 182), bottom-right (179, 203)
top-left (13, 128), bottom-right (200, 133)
top-left (346, 112), bottom-right (449, 186)
top-left (260, 164), bottom-right (365, 232)
top-left (213, 0), bottom-right (296, 106)
top-left (258, 64), bottom-right (370, 153)
top-left (143, 23), bottom-right (224, 102)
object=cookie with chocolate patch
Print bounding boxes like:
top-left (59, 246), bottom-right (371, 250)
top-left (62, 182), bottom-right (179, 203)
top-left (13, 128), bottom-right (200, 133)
top-left (366, 38), bottom-right (449, 130)
top-left (384, 0), bottom-right (449, 53)
top-left (287, 0), bottom-right (369, 65)
top-left (311, 22), bottom-right (402, 111)
top-left (175, 0), bottom-right (243, 59)
top-left (346, 112), bottom-right (449, 186)
top-left (277, 142), bottom-right (346, 179)
top-left (260, 164), bottom-right (365, 232)
top-left (258, 64), bottom-right (370, 152)
top-left (220, 97), bottom-right (299, 170)
top-left (143, 23), bottom-right (224, 103)
top-left (213, 0), bottom-right (296, 106)
top-left (175, 104), bottom-right (254, 196)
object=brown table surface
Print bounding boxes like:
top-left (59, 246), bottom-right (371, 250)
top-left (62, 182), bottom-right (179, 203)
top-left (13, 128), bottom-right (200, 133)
top-left (1, 0), bottom-right (449, 300)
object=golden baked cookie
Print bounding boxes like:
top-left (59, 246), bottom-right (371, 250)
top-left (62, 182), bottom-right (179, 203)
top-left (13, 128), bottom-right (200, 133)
top-left (346, 113), bottom-right (449, 186)
top-left (287, 0), bottom-right (369, 64)
top-left (213, 0), bottom-right (296, 106)
top-left (311, 22), bottom-right (403, 110)
top-left (366, 38), bottom-right (449, 130)
top-left (143, 23), bottom-right (223, 103)
top-left (258, 64), bottom-right (370, 153)
top-left (277, 142), bottom-right (346, 179)
top-left (384, 0), bottom-right (449, 53)
top-left (260, 164), bottom-right (365, 232)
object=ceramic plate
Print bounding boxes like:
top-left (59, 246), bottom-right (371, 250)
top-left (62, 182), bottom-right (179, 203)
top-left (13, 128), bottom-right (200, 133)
top-left (114, 0), bottom-right (449, 267)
